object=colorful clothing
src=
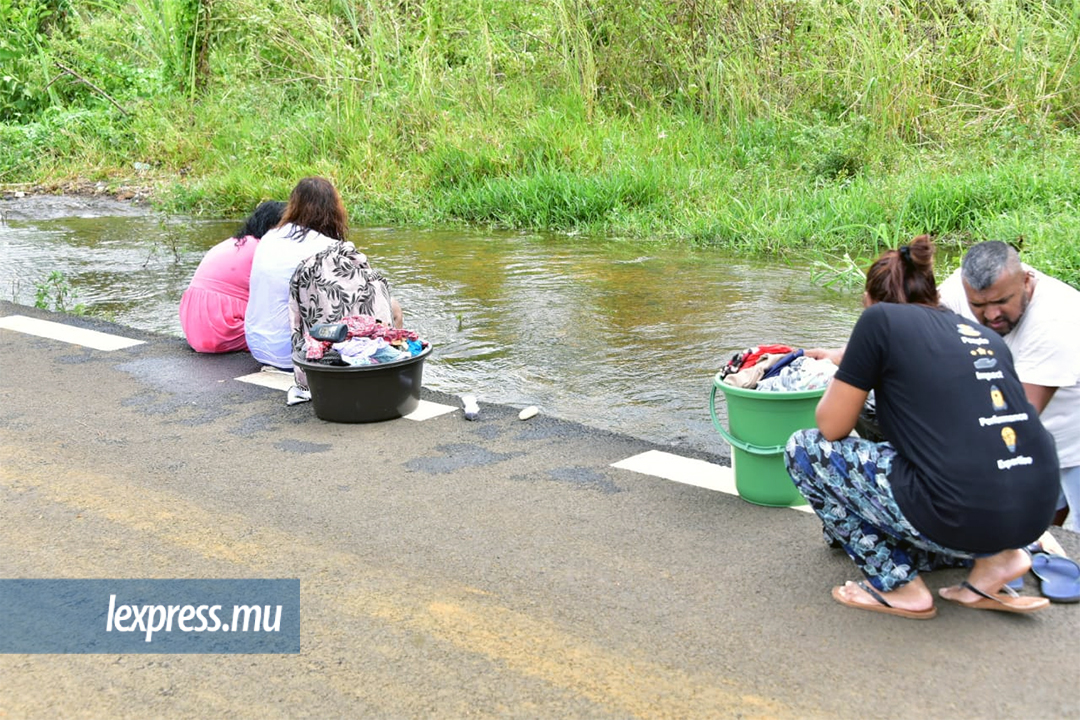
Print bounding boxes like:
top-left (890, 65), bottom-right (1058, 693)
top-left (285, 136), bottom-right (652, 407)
top-left (299, 314), bottom-right (420, 362)
top-left (178, 236), bottom-right (259, 353)
top-left (755, 355), bottom-right (837, 392)
top-left (830, 303), bottom-right (1058, 553)
top-left (785, 430), bottom-right (972, 592)
top-left (784, 302), bottom-right (1060, 591)
top-left (287, 242), bottom-right (397, 387)
top-left (722, 353), bottom-right (786, 388)
top-left (720, 344), bottom-right (793, 379)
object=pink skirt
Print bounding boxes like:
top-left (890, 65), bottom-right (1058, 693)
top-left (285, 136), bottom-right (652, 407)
top-left (179, 286), bottom-right (249, 353)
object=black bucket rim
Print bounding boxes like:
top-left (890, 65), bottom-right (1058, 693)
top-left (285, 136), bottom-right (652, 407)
top-left (293, 343), bottom-right (432, 373)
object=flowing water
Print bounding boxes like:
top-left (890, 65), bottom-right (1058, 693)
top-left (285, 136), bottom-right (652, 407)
top-left (0, 195), bottom-right (862, 453)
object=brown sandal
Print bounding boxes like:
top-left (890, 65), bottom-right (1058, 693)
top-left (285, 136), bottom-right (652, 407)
top-left (831, 581), bottom-right (937, 620)
top-left (939, 581), bottom-right (1050, 614)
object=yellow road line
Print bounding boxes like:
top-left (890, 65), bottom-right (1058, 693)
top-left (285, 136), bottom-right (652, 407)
top-left (0, 441), bottom-right (795, 719)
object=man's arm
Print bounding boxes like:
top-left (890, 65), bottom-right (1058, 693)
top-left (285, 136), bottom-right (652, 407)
top-left (1023, 383), bottom-right (1058, 414)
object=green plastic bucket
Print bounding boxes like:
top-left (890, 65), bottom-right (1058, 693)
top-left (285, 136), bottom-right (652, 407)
top-left (709, 372), bottom-right (824, 507)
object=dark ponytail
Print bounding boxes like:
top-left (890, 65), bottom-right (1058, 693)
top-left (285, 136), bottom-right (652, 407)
top-left (864, 234), bottom-right (939, 306)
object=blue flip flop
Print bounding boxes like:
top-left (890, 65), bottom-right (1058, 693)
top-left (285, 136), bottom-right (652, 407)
top-left (1030, 553), bottom-right (1080, 603)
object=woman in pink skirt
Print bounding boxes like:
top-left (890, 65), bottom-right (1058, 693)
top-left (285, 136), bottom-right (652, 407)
top-left (179, 200), bottom-right (285, 353)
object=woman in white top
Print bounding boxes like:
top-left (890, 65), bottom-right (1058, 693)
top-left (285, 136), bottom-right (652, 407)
top-left (245, 177), bottom-right (348, 369)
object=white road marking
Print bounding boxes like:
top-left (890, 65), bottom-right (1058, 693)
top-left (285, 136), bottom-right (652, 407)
top-left (234, 371), bottom-right (455, 421)
top-left (235, 370), bottom-right (294, 392)
top-left (613, 450), bottom-right (738, 494)
top-left (402, 400), bottom-right (457, 422)
top-left (0, 314), bottom-right (145, 351)
top-left (612, 449), bottom-right (813, 513)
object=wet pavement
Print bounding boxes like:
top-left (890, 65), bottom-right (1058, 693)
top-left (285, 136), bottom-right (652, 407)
top-left (1, 300), bottom-right (1078, 720)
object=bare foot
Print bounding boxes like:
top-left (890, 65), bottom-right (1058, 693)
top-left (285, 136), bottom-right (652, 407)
top-left (939, 549), bottom-right (1030, 604)
top-left (833, 577), bottom-right (934, 613)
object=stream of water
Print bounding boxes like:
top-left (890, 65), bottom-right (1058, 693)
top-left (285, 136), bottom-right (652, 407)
top-left (0, 195), bottom-right (862, 453)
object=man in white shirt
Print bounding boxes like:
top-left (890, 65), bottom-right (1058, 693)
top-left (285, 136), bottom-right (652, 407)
top-left (939, 241), bottom-right (1080, 533)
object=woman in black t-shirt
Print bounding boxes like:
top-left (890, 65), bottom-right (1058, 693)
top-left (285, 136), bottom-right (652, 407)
top-left (784, 235), bottom-right (1059, 619)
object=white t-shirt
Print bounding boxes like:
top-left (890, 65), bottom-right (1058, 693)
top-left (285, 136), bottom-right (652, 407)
top-left (244, 223), bottom-right (338, 369)
top-left (940, 267), bottom-right (1080, 468)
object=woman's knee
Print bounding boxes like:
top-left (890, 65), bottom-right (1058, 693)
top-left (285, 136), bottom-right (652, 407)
top-left (785, 428), bottom-right (823, 488)
top-left (788, 428), bottom-right (822, 448)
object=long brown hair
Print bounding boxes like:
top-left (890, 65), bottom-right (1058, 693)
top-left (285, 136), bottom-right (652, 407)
top-left (864, 234), bottom-right (939, 306)
top-left (279, 176), bottom-right (348, 242)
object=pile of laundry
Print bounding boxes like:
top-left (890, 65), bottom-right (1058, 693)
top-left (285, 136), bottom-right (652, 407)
top-left (720, 343), bottom-right (837, 392)
top-left (302, 315), bottom-right (428, 367)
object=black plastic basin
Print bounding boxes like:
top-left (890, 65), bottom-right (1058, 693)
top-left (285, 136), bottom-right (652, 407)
top-left (292, 344), bottom-right (432, 423)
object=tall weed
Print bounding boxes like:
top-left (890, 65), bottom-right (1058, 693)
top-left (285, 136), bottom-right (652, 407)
top-left (3, 0), bottom-right (1079, 286)
top-left (120, 0), bottom-right (206, 97)
top-left (0, 0), bottom-right (69, 119)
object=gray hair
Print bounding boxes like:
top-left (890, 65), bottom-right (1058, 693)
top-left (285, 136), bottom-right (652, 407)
top-left (960, 241), bottom-right (1023, 291)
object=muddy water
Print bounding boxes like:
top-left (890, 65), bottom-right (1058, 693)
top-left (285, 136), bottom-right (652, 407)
top-left (0, 195), bottom-right (861, 452)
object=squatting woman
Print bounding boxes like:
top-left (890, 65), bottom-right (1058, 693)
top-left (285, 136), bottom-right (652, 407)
top-left (785, 235), bottom-right (1059, 618)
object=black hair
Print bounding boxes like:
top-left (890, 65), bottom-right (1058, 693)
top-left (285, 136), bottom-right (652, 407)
top-left (233, 200), bottom-right (286, 246)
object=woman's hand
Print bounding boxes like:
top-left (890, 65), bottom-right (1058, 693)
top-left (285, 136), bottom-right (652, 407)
top-left (391, 298), bottom-right (404, 329)
top-left (805, 346), bottom-right (845, 366)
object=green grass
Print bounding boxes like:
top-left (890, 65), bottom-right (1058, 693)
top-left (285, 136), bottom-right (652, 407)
top-left (2, 0), bottom-right (1078, 286)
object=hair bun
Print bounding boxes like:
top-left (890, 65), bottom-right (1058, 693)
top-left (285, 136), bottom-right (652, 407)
top-left (909, 234), bottom-right (935, 268)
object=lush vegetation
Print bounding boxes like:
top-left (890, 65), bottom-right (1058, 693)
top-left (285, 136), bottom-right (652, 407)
top-left (2, 0), bottom-right (1078, 285)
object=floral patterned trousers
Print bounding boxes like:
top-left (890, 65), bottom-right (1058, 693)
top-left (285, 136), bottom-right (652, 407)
top-left (784, 428), bottom-right (972, 592)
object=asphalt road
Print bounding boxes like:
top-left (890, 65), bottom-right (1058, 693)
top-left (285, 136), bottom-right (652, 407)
top-left (1, 300), bottom-right (1077, 719)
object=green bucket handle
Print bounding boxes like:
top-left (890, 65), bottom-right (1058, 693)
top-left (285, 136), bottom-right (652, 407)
top-left (709, 384), bottom-right (787, 457)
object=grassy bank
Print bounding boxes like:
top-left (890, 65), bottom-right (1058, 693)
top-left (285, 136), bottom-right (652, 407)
top-left (2, 0), bottom-right (1078, 286)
